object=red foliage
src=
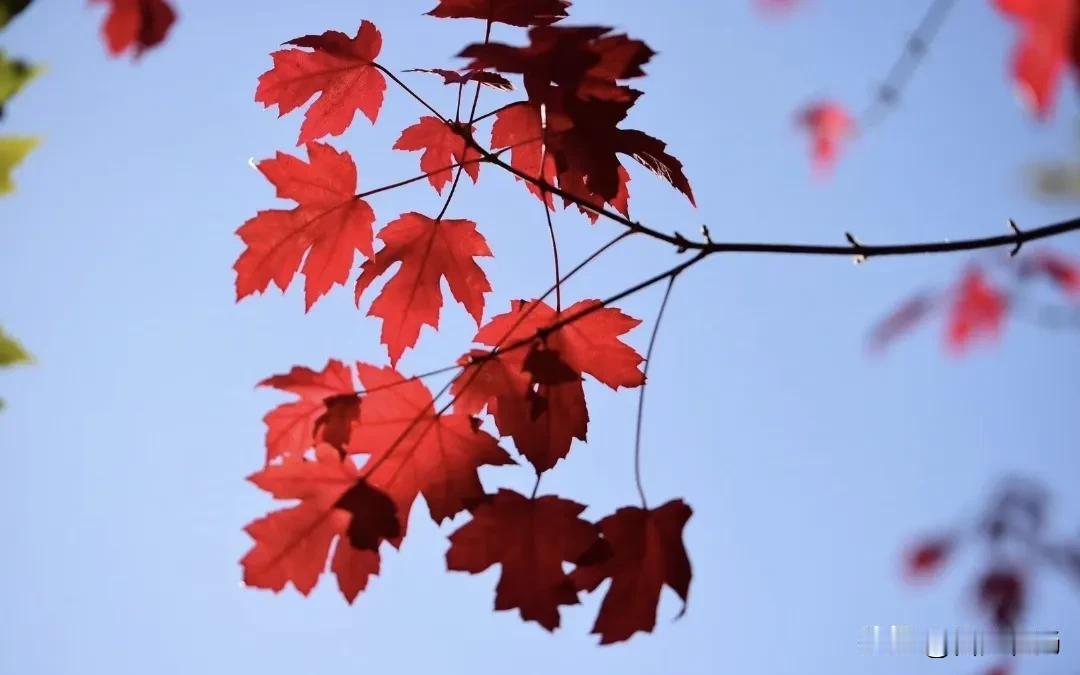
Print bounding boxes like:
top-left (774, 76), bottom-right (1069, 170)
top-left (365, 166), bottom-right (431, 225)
top-left (573, 500), bottom-right (693, 644)
top-left (946, 268), bottom-right (1006, 353)
top-left (393, 117), bottom-right (483, 193)
top-left (355, 212), bottom-right (492, 364)
top-left (903, 537), bottom-right (952, 580)
top-left (256, 21), bottom-right (387, 145)
top-left (798, 101), bottom-right (854, 173)
top-left (978, 569), bottom-right (1025, 628)
top-left (426, 0), bottom-right (571, 27)
top-left (447, 489), bottom-right (599, 630)
top-left (995, 0), bottom-right (1080, 118)
top-left (239, 5), bottom-right (700, 644)
top-left (234, 142), bottom-right (376, 310)
top-left (93, 0), bottom-right (176, 58)
top-left (1018, 250), bottom-right (1080, 296)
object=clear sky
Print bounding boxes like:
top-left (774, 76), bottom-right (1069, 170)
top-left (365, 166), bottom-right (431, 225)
top-left (2, 2), bottom-right (1079, 674)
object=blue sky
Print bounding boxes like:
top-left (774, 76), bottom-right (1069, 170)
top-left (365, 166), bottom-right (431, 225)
top-left (2, 1), bottom-right (1079, 674)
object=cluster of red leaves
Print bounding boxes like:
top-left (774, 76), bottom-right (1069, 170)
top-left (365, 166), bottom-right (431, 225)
top-left (788, 1), bottom-right (1080, 171)
top-left (867, 249), bottom-right (1080, 356)
top-left (92, 0), bottom-right (176, 58)
top-left (903, 480), bottom-right (1080, 675)
top-left (237, 2), bottom-right (695, 643)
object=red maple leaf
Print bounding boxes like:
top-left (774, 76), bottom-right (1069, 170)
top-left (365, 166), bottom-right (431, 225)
top-left (946, 268), bottom-right (1006, 353)
top-left (755, 0), bottom-right (805, 15)
top-left (240, 445), bottom-right (398, 603)
top-left (464, 27), bottom-right (694, 215)
top-left (453, 299), bottom-right (642, 471)
top-left (798, 101), bottom-right (854, 173)
top-left (393, 117), bottom-right (484, 193)
top-left (995, 0), bottom-right (1080, 118)
top-left (259, 359), bottom-right (359, 462)
top-left (572, 499), bottom-right (693, 644)
top-left (490, 99), bottom-right (692, 218)
top-left (405, 68), bottom-right (514, 91)
top-left (446, 489), bottom-right (599, 630)
top-left (350, 364), bottom-right (513, 523)
top-left (354, 213), bottom-right (493, 365)
top-left (1018, 250), bottom-right (1080, 296)
top-left (234, 142), bottom-right (376, 310)
top-left (903, 536), bottom-right (953, 580)
top-left (256, 21), bottom-right (387, 145)
top-left (426, 0), bottom-right (570, 27)
top-left (93, 0), bottom-right (176, 58)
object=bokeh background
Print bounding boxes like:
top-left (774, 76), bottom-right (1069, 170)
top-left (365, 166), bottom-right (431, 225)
top-left (1, 1), bottom-right (1078, 673)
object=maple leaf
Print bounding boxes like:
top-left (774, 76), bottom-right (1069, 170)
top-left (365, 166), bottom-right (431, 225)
top-left (406, 68), bottom-right (513, 91)
top-left (995, 0), bottom-right (1080, 118)
top-left (454, 299), bottom-right (642, 471)
top-left (490, 99), bottom-right (693, 217)
top-left (425, 0), bottom-right (570, 27)
top-left (256, 21), bottom-right (387, 145)
top-left (259, 360), bottom-right (359, 462)
top-left (474, 299), bottom-right (644, 390)
top-left (350, 364), bottom-right (513, 523)
top-left (490, 103), bottom-right (556, 206)
top-left (393, 117), bottom-right (484, 193)
top-left (946, 268), bottom-right (1006, 353)
top-left (798, 101), bottom-right (854, 173)
top-left (460, 26), bottom-right (653, 104)
top-left (240, 445), bottom-right (398, 602)
top-left (1018, 250), bottom-right (1080, 296)
top-left (234, 141), bottom-right (376, 310)
top-left (92, 0), bottom-right (176, 58)
top-left (866, 293), bottom-right (937, 354)
top-left (446, 489), bottom-right (599, 630)
top-left (572, 499), bottom-right (693, 644)
top-left (903, 536), bottom-right (953, 580)
top-left (354, 212), bottom-right (493, 365)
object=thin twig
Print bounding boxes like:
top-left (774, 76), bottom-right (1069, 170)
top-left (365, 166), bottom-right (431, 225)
top-left (633, 273), bottom-right (679, 509)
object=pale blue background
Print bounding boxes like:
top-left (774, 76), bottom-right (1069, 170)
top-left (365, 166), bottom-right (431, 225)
top-left (2, 1), bottom-right (1079, 674)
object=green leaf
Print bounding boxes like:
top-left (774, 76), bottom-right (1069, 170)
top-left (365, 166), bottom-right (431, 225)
top-left (0, 50), bottom-right (40, 112)
top-left (0, 135), bottom-right (37, 195)
top-left (0, 325), bottom-right (31, 367)
top-left (0, 0), bottom-right (31, 29)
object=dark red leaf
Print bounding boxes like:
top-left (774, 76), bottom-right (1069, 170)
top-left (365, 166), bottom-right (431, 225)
top-left (978, 569), bottom-right (1025, 628)
top-left (406, 68), bottom-right (514, 91)
top-left (1018, 250), bottom-right (1080, 296)
top-left (259, 360), bottom-right (359, 462)
top-left (426, 0), bottom-right (570, 27)
top-left (572, 499), bottom-right (693, 644)
top-left (93, 0), bottom-right (176, 58)
top-left (903, 536), bottom-right (952, 580)
top-left (446, 489), bottom-right (600, 630)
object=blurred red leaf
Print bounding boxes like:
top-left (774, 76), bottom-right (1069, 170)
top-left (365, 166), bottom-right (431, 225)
top-left (978, 568), bottom-right (1025, 628)
top-left (93, 0), bottom-right (176, 58)
top-left (1018, 250), bottom-right (1080, 296)
top-left (867, 293), bottom-right (938, 353)
top-left (995, 0), bottom-right (1080, 118)
top-left (903, 536), bottom-right (953, 580)
top-left (946, 268), bottom-right (1006, 353)
top-left (798, 101), bottom-right (854, 173)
